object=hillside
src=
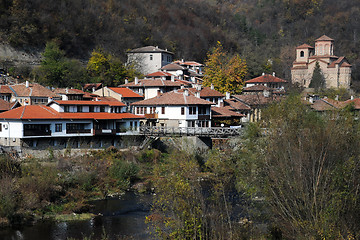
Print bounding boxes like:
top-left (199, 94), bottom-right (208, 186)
top-left (1, 0), bottom-right (360, 84)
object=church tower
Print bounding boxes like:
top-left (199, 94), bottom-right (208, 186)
top-left (314, 35), bottom-right (334, 57)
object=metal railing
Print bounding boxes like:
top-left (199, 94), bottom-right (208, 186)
top-left (139, 126), bottom-right (243, 137)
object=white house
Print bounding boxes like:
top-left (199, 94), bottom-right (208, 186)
top-left (120, 77), bottom-right (188, 100)
top-left (0, 100), bottom-right (143, 149)
top-left (127, 46), bottom-right (174, 75)
top-left (131, 90), bottom-right (214, 128)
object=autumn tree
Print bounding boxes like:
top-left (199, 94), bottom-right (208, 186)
top-left (203, 42), bottom-right (247, 94)
top-left (250, 95), bottom-right (360, 239)
top-left (87, 48), bottom-right (137, 87)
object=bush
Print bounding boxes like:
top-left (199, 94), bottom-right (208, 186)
top-left (110, 159), bottom-right (139, 189)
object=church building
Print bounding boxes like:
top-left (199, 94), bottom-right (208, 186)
top-left (291, 35), bottom-right (352, 89)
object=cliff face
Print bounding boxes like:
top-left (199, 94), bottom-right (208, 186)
top-left (0, 44), bottom-right (40, 67)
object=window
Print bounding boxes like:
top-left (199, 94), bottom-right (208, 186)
top-left (181, 107), bottom-right (184, 115)
top-left (198, 106), bottom-right (207, 115)
top-left (136, 107), bottom-right (140, 114)
top-left (161, 107), bottom-right (165, 114)
top-left (189, 106), bottom-right (197, 115)
top-left (0, 124), bottom-right (2, 132)
top-left (100, 106), bottom-right (105, 112)
top-left (89, 106), bottom-right (94, 112)
top-left (64, 106), bottom-right (70, 112)
top-left (55, 124), bottom-right (62, 132)
top-left (150, 54), bottom-right (153, 60)
top-left (77, 106), bottom-right (83, 112)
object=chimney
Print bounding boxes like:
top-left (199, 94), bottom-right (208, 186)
top-left (135, 77), bottom-right (139, 85)
top-left (171, 75), bottom-right (175, 82)
top-left (335, 95), bottom-right (339, 101)
top-left (351, 95), bottom-right (354, 100)
top-left (262, 72), bottom-right (265, 76)
top-left (125, 78), bottom-right (128, 84)
top-left (191, 76), bottom-right (195, 83)
top-left (92, 87), bottom-right (95, 93)
top-left (309, 96), bottom-right (314, 104)
top-left (272, 72), bottom-right (275, 77)
top-left (211, 83), bottom-right (214, 90)
top-left (195, 91), bottom-right (200, 98)
top-left (226, 92), bottom-right (230, 100)
top-left (263, 90), bottom-right (270, 98)
top-left (184, 89), bottom-right (189, 96)
top-left (26, 80), bottom-right (29, 88)
top-left (181, 85), bottom-right (184, 89)
top-left (65, 88), bottom-right (69, 94)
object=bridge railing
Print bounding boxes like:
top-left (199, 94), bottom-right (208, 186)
top-left (139, 126), bottom-right (243, 137)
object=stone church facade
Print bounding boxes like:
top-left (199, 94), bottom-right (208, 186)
top-left (291, 35), bottom-right (352, 89)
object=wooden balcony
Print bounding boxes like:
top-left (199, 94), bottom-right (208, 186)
top-left (66, 129), bottom-right (92, 134)
top-left (24, 130), bottom-right (51, 136)
top-left (198, 114), bottom-right (211, 120)
top-left (94, 129), bottom-right (116, 135)
top-left (144, 113), bottom-right (158, 119)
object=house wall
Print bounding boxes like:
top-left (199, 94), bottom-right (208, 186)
top-left (0, 121), bottom-right (23, 146)
top-left (127, 52), bottom-right (173, 75)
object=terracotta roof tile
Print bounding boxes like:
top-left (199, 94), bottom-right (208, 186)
top-left (245, 74), bottom-right (288, 84)
top-left (233, 94), bottom-right (284, 106)
top-left (83, 83), bottom-right (102, 91)
top-left (108, 87), bottom-right (143, 98)
top-left (0, 105), bottom-right (142, 120)
top-left (51, 100), bottom-right (126, 107)
top-left (212, 107), bottom-right (244, 118)
top-left (53, 88), bottom-right (86, 95)
top-left (146, 71), bottom-right (173, 77)
top-left (243, 85), bottom-right (273, 92)
top-left (224, 99), bottom-right (251, 110)
top-left (0, 85), bottom-right (13, 94)
top-left (0, 99), bottom-right (13, 111)
top-left (316, 35), bottom-right (334, 41)
top-left (178, 87), bottom-right (224, 98)
top-left (161, 63), bottom-right (186, 71)
top-left (10, 83), bottom-right (57, 98)
top-left (296, 44), bottom-right (314, 49)
top-left (131, 91), bottom-right (214, 106)
top-left (120, 79), bottom-right (186, 87)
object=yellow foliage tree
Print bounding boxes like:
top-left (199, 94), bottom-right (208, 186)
top-left (203, 42), bottom-right (247, 94)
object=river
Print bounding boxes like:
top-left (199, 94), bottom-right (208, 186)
top-left (0, 192), bottom-right (152, 240)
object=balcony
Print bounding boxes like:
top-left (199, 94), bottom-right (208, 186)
top-left (66, 129), bottom-right (92, 134)
top-left (24, 129), bottom-right (51, 136)
top-left (198, 114), bottom-right (211, 120)
top-left (144, 113), bottom-right (158, 119)
top-left (94, 129), bottom-right (116, 135)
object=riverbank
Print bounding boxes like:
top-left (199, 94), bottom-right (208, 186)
top-left (0, 147), bottom-right (159, 229)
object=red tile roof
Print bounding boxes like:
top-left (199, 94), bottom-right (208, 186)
top-left (245, 74), bottom-right (288, 84)
top-left (10, 83), bottom-right (57, 98)
top-left (146, 71), bottom-right (173, 77)
top-left (128, 46), bottom-right (174, 54)
top-left (83, 83), bottom-right (102, 91)
top-left (212, 107), bottom-right (244, 118)
top-left (0, 85), bottom-right (13, 94)
top-left (233, 94), bottom-right (284, 106)
top-left (53, 88), bottom-right (86, 95)
top-left (108, 87), bottom-right (143, 98)
top-left (50, 100), bottom-right (126, 107)
top-left (224, 99), bottom-right (251, 110)
top-left (243, 85), bottom-right (273, 92)
top-left (120, 78), bottom-right (186, 87)
top-left (296, 44), bottom-right (314, 49)
top-left (0, 105), bottom-right (142, 120)
top-left (0, 99), bottom-right (13, 111)
top-left (316, 35), bottom-right (334, 41)
top-left (161, 63), bottom-right (186, 71)
top-left (131, 91), bottom-right (214, 106)
top-left (178, 87), bottom-right (224, 98)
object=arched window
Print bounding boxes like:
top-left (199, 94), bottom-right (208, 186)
top-left (300, 51), bottom-right (304, 57)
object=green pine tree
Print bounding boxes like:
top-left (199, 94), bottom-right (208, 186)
top-left (309, 61), bottom-right (326, 90)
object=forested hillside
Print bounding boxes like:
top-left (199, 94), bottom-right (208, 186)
top-left (1, 0), bottom-right (360, 83)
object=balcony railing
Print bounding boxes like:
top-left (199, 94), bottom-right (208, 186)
top-left (198, 114), bottom-right (211, 120)
top-left (94, 129), bottom-right (117, 135)
top-left (24, 130), bottom-right (51, 136)
top-left (66, 129), bottom-right (92, 134)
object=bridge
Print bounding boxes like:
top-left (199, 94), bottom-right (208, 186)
top-left (139, 126), bottom-right (243, 138)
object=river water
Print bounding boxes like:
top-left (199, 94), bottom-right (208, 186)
top-left (0, 192), bottom-right (153, 240)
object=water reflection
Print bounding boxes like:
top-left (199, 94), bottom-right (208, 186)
top-left (0, 192), bottom-right (152, 240)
